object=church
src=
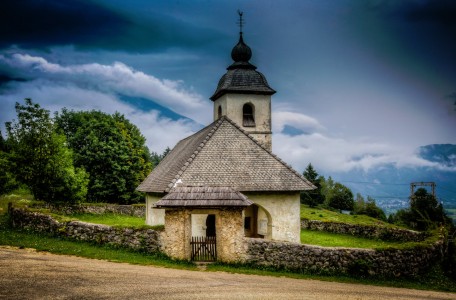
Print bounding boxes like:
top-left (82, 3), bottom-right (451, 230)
top-left (137, 22), bottom-right (314, 261)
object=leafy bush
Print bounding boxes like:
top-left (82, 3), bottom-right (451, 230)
top-left (326, 183), bottom-right (354, 211)
top-left (354, 194), bottom-right (386, 221)
top-left (55, 109), bottom-right (152, 204)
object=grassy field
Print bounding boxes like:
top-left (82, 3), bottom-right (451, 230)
top-left (300, 229), bottom-right (435, 249)
top-left (0, 189), bottom-right (35, 214)
top-left (68, 213), bottom-right (147, 228)
top-left (300, 205), bottom-right (393, 227)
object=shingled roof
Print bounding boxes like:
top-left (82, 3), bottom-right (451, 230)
top-left (137, 116), bottom-right (315, 193)
top-left (155, 186), bottom-right (252, 208)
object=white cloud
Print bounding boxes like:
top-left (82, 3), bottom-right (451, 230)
top-left (0, 53), bottom-right (212, 124)
top-left (271, 111), bottom-right (455, 174)
top-left (272, 111), bottom-right (324, 133)
top-left (0, 80), bottom-right (195, 153)
top-left (1, 52), bottom-right (454, 175)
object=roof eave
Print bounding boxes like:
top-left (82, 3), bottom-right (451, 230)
top-left (210, 89), bottom-right (276, 101)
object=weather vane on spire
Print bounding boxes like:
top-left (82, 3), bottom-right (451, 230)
top-left (237, 10), bottom-right (244, 34)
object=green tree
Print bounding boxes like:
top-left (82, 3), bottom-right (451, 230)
top-left (353, 193), bottom-right (365, 214)
top-left (364, 196), bottom-right (386, 221)
top-left (5, 99), bottom-right (88, 203)
top-left (300, 163), bottom-right (324, 207)
top-left (391, 188), bottom-right (451, 231)
top-left (0, 130), bottom-right (19, 194)
top-left (326, 182), bottom-right (354, 211)
top-left (55, 109), bottom-right (152, 204)
top-left (354, 194), bottom-right (386, 221)
top-left (320, 176), bottom-right (334, 202)
top-left (150, 147), bottom-right (171, 168)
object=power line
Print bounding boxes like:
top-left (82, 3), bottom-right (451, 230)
top-left (340, 181), bottom-right (456, 197)
top-left (439, 186), bottom-right (456, 195)
top-left (339, 181), bottom-right (409, 186)
top-left (368, 196), bottom-right (409, 199)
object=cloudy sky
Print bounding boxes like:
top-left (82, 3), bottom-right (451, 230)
top-left (1, 0), bottom-right (455, 177)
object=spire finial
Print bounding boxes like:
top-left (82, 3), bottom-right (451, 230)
top-left (237, 10), bottom-right (244, 35)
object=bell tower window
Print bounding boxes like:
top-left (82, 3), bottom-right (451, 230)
top-left (218, 105), bottom-right (222, 119)
top-left (243, 103), bottom-right (255, 127)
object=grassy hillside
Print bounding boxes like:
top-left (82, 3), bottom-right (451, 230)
top-left (0, 189), bottom-right (35, 215)
top-left (300, 205), bottom-right (392, 227)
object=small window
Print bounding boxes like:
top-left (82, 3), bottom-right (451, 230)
top-left (244, 217), bottom-right (251, 230)
top-left (218, 105), bottom-right (222, 119)
top-left (243, 103), bottom-right (255, 127)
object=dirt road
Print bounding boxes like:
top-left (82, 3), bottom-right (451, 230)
top-left (0, 246), bottom-right (454, 300)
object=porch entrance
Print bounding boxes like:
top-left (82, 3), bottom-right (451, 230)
top-left (190, 236), bottom-right (217, 261)
top-left (244, 204), bottom-right (271, 239)
top-left (191, 214), bottom-right (217, 262)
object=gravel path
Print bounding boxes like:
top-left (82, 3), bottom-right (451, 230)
top-left (0, 246), bottom-right (454, 300)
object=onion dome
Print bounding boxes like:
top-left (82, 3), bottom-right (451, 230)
top-left (231, 33), bottom-right (252, 62)
top-left (210, 33), bottom-right (275, 101)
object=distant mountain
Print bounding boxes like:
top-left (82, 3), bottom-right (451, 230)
top-left (331, 144), bottom-right (456, 214)
top-left (418, 144), bottom-right (456, 167)
top-left (119, 95), bottom-right (195, 122)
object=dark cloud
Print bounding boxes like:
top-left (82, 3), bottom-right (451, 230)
top-left (0, 0), bottom-right (223, 52)
top-left (0, 0), bottom-right (128, 49)
top-left (358, 0), bottom-right (456, 78)
top-left (0, 75), bottom-right (26, 88)
top-left (401, 0), bottom-right (456, 26)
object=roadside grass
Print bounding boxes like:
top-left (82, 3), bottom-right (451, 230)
top-left (206, 262), bottom-right (456, 293)
top-left (301, 205), bottom-right (395, 227)
top-left (0, 215), bottom-right (193, 270)
top-left (1, 191), bottom-right (454, 292)
top-left (1, 215), bottom-right (454, 293)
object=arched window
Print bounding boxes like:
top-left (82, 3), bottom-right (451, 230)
top-left (242, 103), bottom-right (255, 127)
top-left (217, 105), bottom-right (222, 119)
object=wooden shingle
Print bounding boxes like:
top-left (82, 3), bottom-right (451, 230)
top-left (136, 116), bottom-right (315, 193)
top-left (154, 186), bottom-right (252, 208)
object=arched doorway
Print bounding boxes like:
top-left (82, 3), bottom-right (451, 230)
top-left (243, 204), bottom-right (271, 239)
top-left (206, 214), bottom-right (216, 237)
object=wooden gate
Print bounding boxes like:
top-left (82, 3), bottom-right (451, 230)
top-left (190, 236), bottom-right (217, 261)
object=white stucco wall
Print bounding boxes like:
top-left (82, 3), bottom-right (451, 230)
top-left (245, 192), bottom-right (301, 243)
top-left (145, 194), bottom-right (165, 226)
top-left (191, 214), bottom-right (208, 237)
top-left (213, 94), bottom-right (272, 150)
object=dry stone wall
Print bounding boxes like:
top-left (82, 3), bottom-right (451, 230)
top-left (301, 219), bottom-right (427, 242)
top-left (8, 205), bottom-right (444, 278)
top-left (9, 207), bottom-right (161, 253)
top-left (245, 238), bottom-right (444, 277)
top-left (42, 204), bottom-right (146, 218)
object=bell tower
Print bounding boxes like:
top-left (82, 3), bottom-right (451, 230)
top-left (210, 11), bottom-right (276, 151)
